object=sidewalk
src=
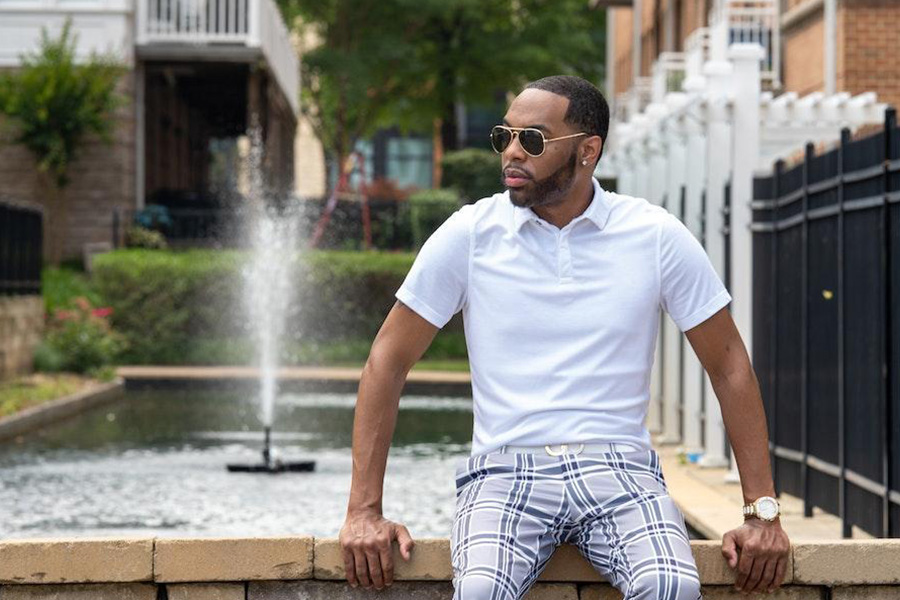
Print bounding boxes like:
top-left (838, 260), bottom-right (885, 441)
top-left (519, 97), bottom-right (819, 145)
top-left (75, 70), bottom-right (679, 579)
top-left (654, 434), bottom-right (873, 542)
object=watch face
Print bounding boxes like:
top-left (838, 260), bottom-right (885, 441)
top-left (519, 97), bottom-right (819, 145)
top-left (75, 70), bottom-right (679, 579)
top-left (757, 498), bottom-right (778, 519)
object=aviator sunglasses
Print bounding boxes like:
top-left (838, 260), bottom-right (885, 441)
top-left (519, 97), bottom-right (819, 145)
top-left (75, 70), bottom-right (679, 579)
top-left (490, 125), bottom-right (588, 158)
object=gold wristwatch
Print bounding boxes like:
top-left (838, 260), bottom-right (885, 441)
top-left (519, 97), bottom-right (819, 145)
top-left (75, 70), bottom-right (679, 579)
top-left (742, 496), bottom-right (781, 522)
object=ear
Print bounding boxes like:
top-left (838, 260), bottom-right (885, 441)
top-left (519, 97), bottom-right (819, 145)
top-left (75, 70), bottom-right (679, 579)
top-left (581, 135), bottom-right (603, 166)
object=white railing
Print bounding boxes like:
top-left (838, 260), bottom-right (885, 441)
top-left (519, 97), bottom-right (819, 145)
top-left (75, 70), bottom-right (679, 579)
top-left (137, 0), bottom-right (298, 114)
top-left (709, 0), bottom-right (780, 89)
top-left (651, 52), bottom-right (686, 102)
top-left (685, 27), bottom-right (710, 82)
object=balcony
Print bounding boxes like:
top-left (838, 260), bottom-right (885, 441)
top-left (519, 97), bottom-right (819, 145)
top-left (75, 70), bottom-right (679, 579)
top-left (709, 0), bottom-right (780, 89)
top-left (136, 0), bottom-right (299, 113)
top-left (651, 52), bottom-right (686, 102)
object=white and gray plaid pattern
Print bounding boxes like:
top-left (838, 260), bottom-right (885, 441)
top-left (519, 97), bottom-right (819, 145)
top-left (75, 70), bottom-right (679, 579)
top-left (451, 449), bottom-right (703, 599)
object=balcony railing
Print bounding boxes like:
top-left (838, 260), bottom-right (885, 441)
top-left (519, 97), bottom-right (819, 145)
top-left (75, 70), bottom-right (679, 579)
top-left (685, 27), bottom-right (710, 82)
top-left (709, 0), bottom-right (780, 89)
top-left (136, 0), bottom-right (298, 113)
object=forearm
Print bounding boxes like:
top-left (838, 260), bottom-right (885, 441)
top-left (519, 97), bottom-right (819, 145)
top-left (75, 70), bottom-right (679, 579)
top-left (710, 366), bottom-right (777, 505)
top-left (346, 356), bottom-right (407, 514)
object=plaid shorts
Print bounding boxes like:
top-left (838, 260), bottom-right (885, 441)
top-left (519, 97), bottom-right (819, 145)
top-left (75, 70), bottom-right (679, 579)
top-left (451, 448), bottom-right (702, 600)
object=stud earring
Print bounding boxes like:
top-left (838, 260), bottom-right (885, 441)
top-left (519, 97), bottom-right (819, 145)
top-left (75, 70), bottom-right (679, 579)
top-left (581, 159), bottom-right (588, 166)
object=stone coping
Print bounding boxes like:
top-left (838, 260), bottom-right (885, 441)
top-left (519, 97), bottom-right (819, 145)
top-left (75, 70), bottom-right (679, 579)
top-left (1, 537), bottom-right (898, 586)
top-left (0, 380), bottom-right (124, 444)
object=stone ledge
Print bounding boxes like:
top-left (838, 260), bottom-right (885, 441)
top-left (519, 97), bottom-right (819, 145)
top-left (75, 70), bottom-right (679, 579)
top-left (247, 581), bottom-right (576, 599)
top-left (313, 539), bottom-right (765, 585)
top-left (154, 537), bottom-right (314, 583)
top-left (0, 583), bottom-right (157, 600)
top-left (166, 583), bottom-right (246, 600)
top-left (0, 539), bottom-right (153, 584)
top-left (793, 540), bottom-right (900, 585)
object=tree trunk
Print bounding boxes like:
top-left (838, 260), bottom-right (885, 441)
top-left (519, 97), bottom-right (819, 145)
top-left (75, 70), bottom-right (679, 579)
top-left (41, 175), bottom-right (66, 268)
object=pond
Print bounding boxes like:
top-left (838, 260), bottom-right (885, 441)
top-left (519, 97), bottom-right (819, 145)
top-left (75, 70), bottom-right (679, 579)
top-left (0, 390), bottom-right (473, 539)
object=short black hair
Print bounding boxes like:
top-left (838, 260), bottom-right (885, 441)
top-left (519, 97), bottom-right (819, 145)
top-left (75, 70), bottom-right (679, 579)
top-left (524, 75), bottom-right (610, 163)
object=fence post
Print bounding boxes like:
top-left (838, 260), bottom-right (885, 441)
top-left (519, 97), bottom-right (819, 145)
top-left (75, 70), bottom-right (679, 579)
top-left (882, 107), bottom-right (896, 538)
top-left (772, 159), bottom-right (784, 499)
top-left (838, 127), bottom-right (850, 538)
top-left (801, 142), bottom-right (813, 519)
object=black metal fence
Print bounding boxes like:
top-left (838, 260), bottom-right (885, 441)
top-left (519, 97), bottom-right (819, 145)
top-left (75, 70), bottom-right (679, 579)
top-left (751, 108), bottom-right (900, 538)
top-left (0, 199), bottom-right (43, 296)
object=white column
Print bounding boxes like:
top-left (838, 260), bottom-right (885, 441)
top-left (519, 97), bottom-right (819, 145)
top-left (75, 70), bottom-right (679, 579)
top-left (672, 108), bottom-right (704, 457)
top-left (724, 43), bottom-right (764, 482)
top-left (698, 59), bottom-right (733, 469)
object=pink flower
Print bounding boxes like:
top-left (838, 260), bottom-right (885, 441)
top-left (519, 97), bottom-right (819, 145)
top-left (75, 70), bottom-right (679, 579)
top-left (55, 310), bottom-right (75, 321)
top-left (74, 297), bottom-right (91, 311)
top-left (92, 307), bottom-right (113, 318)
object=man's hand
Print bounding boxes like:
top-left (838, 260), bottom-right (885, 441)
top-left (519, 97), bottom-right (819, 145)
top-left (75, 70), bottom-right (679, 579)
top-left (721, 519), bottom-right (791, 595)
top-left (339, 509), bottom-right (415, 590)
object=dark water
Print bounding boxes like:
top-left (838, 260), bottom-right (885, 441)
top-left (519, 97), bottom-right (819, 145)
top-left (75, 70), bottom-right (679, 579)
top-left (0, 390), bottom-right (474, 539)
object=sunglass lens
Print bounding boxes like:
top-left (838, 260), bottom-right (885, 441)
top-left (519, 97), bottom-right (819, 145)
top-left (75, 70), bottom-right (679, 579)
top-left (519, 130), bottom-right (545, 156)
top-left (490, 127), bottom-right (511, 153)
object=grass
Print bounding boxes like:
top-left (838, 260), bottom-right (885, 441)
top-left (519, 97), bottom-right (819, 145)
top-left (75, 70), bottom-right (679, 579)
top-left (0, 373), bottom-right (98, 418)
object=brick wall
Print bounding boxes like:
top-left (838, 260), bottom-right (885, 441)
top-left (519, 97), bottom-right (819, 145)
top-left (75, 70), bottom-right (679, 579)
top-left (783, 12), bottom-right (825, 96)
top-left (841, 0), bottom-right (900, 111)
top-left (0, 71), bottom-right (136, 263)
top-left (0, 296), bottom-right (44, 379)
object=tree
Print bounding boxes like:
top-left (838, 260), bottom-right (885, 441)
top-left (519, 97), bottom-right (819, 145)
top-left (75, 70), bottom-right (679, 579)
top-left (0, 20), bottom-right (125, 266)
top-left (285, 0), bottom-right (606, 190)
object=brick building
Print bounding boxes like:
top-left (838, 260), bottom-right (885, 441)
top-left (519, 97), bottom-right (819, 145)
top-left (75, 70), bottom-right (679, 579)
top-left (0, 0), bottom-right (299, 263)
top-left (600, 0), bottom-right (899, 122)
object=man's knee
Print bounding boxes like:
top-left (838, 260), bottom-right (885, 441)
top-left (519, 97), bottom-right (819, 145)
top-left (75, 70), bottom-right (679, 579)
top-left (453, 573), bottom-right (500, 599)
top-left (628, 572), bottom-right (702, 600)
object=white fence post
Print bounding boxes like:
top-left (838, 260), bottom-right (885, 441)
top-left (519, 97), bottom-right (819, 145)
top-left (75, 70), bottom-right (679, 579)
top-left (725, 43), bottom-right (764, 481)
top-left (699, 59), bottom-right (733, 468)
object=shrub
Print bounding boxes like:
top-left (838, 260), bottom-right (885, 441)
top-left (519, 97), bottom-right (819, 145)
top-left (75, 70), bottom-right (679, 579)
top-left (125, 225), bottom-right (168, 249)
top-left (42, 296), bottom-right (128, 374)
top-left (408, 189), bottom-right (461, 249)
top-left (42, 267), bottom-right (103, 314)
top-left (441, 148), bottom-right (501, 202)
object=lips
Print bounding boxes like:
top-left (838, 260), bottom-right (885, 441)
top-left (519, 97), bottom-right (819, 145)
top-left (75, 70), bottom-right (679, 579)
top-left (504, 167), bottom-right (531, 188)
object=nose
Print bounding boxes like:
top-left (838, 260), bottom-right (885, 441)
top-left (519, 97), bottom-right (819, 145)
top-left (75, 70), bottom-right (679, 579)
top-left (503, 131), bottom-right (528, 162)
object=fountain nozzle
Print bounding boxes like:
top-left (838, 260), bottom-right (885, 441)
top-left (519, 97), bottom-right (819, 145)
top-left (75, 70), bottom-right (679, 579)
top-left (226, 426), bottom-right (316, 474)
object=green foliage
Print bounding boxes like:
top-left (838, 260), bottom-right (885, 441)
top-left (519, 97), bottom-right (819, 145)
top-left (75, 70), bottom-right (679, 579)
top-left (0, 19), bottom-right (125, 188)
top-left (42, 267), bottom-right (103, 314)
top-left (290, 0), bottom-right (607, 178)
top-left (42, 297), bottom-right (128, 374)
top-left (125, 226), bottom-right (168, 250)
top-left (441, 149), bottom-right (501, 202)
top-left (32, 342), bottom-right (66, 373)
top-left (408, 189), bottom-right (461, 249)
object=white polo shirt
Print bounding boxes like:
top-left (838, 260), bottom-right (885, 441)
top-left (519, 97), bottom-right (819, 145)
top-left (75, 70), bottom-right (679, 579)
top-left (396, 177), bottom-right (731, 456)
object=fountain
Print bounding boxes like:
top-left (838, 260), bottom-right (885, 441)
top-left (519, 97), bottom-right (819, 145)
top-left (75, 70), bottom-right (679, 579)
top-left (226, 124), bottom-right (315, 474)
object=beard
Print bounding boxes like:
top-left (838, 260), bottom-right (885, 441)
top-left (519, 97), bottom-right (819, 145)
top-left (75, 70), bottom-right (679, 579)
top-left (505, 148), bottom-right (579, 209)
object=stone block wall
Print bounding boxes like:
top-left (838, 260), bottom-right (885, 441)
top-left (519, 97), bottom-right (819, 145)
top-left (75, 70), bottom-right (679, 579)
top-left (0, 296), bottom-right (44, 379)
top-left (0, 537), bottom-right (898, 599)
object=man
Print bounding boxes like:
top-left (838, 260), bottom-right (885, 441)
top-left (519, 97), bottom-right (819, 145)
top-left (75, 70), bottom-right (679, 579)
top-left (339, 75), bottom-right (791, 599)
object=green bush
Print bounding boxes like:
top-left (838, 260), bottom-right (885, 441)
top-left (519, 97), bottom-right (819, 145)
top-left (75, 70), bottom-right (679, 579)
top-left (408, 189), bottom-right (461, 249)
top-left (90, 249), bottom-right (469, 365)
top-left (441, 148), bottom-right (501, 202)
top-left (42, 297), bottom-right (128, 373)
top-left (125, 225), bottom-right (167, 249)
top-left (42, 267), bottom-right (103, 314)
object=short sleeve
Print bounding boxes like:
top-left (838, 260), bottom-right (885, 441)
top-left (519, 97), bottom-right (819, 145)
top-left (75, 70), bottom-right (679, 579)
top-left (395, 206), bottom-right (470, 328)
top-left (659, 213), bottom-right (732, 332)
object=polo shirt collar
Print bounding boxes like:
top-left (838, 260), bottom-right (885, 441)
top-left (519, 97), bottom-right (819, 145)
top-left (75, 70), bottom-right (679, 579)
top-left (511, 177), bottom-right (611, 233)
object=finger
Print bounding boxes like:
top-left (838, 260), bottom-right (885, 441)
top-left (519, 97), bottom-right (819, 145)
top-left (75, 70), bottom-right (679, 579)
top-left (721, 534), bottom-right (737, 568)
top-left (755, 557), bottom-right (778, 593)
top-left (770, 556), bottom-right (788, 591)
top-left (380, 543), bottom-right (395, 587)
top-left (735, 551), bottom-right (754, 591)
top-left (365, 550), bottom-right (385, 590)
top-left (342, 548), bottom-right (359, 588)
top-left (744, 555), bottom-right (768, 593)
top-left (353, 549), bottom-right (371, 589)
top-left (395, 524), bottom-right (415, 560)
